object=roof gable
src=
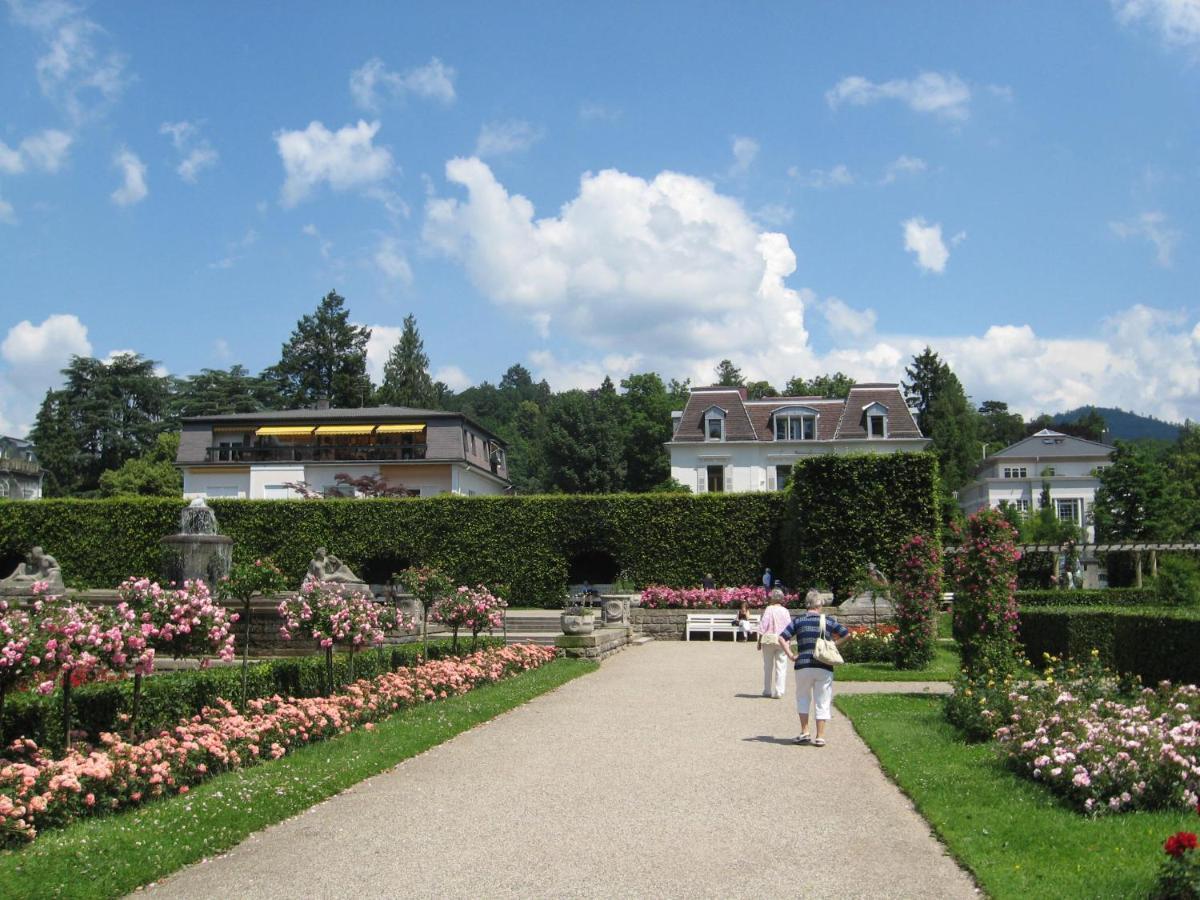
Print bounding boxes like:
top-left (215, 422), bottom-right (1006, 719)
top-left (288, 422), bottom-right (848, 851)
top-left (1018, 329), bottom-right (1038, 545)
top-left (991, 430), bottom-right (1114, 459)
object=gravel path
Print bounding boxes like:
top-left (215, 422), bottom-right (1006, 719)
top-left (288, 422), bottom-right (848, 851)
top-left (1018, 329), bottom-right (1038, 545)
top-left (141, 643), bottom-right (976, 899)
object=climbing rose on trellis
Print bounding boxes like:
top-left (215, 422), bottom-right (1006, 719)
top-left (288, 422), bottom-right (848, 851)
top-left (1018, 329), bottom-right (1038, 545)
top-left (892, 533), bottom-right (942, 670)
top-left (948, 508), bottom-right (1022, 673)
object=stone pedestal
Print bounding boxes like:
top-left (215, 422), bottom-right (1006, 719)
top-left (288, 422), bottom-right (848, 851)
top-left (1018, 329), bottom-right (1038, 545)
top-left (554, 626), bottom-right (630, 660)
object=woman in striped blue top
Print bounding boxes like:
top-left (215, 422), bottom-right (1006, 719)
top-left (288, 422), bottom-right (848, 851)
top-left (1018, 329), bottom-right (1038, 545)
top-left (779, 590), bottom-right (850, 746)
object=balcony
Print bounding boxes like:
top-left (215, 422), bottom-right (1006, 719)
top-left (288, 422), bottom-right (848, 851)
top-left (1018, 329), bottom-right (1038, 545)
top-left (0, 457), bottom-right (41, 476)
top-left (204, 444), bottom-right (428, 463)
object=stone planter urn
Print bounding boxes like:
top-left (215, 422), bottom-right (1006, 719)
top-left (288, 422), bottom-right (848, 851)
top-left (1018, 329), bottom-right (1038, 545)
top-left (560, 611), bottom-right (596, 635)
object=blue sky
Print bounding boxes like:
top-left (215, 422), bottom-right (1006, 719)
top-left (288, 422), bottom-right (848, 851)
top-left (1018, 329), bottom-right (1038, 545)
top-left (1, 0), bottom-right (1199, 435)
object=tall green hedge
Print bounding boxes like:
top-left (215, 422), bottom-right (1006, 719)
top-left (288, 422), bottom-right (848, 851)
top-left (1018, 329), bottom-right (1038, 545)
top-left (1018, 605), bottom-right (1200, 685)
top-left (779, 452), bottom-right (940, 597)
top-left (0, 494), bottom-right (786, 606)
top-left (1015, 588), bottom-right (1159, 607)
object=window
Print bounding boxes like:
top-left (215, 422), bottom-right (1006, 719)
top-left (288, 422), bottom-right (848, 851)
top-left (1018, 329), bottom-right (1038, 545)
top-left (0, 481), bottom-right (8, 498)
top-left (1042, 466), bottom-right (1056, 477)
top-left (1055, 498), bottom-right (1080, 524)
top-left (1002, 466), bottom-right (1028, 479)
top-left (463, 431), bottom-right (468, 454)
top-left (470, 433), bottom-right (477, 454)
top-left (1013, 498), bottom-right (1030, 515)
top-left (263, 484), bottom-right (292, 500)
top-left (774, 413), bottom-right (816, 440)
top-left (323, 483), bottom-right (355, 498)
top-left (706, 465), bottom-right (725, 493)
top-left (703, 407), bottom-right (726, 441)
top-left (867, 414), bottom-right (886, 438)
top-left (775, 465), bottom-right (793, 491)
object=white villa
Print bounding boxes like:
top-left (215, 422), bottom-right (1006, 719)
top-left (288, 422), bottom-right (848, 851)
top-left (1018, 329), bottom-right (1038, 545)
top-left (176, 405), bottom-right (510, 499)
top-left (957, 429), bottom-right (1114, 541)
top-left (667, 384), bottom-right (930, 493)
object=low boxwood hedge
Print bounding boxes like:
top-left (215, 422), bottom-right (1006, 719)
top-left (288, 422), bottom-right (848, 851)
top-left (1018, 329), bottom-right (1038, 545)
top-left (1018, 605), bottom-right (1200, 685)
top-left (1015, 587), bottom-right (1159, 607)
top-left (0, 637), bottom-right (502, 749)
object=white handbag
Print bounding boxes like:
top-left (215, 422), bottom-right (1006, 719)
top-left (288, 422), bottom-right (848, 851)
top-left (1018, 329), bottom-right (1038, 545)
top-left (811, 613), bottom-right (843, 666)
top-left (759, 631), bottom-right (779, 647)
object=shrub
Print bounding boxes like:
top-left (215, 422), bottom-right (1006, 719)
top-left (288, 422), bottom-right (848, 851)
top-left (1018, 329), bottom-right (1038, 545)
top-left (1154, 807), bottom-right (1200, 900)
top-left (1018, 606), bottom-right (1200, 685)
top-left (943, 665), bottom-right (1020, 742)
top-left (0, 637), bottom-right (501, 749)
top-left (1016, 587), bottom-right (1159, 607)
top-left (637, 586), bottom-right (799, 609)
top-left (1156, 555), bottom-right (1200, 608)
top-left (996, 652), bottom-right (1198, 816)
top-left (839, 625), bottom-right (897, 662)
top-left (892, 533), bottom-right (941, 669)
top-left (779, 452), bottom-right (940, 598)
top-left (949, 508), bottom-right (1022, 673)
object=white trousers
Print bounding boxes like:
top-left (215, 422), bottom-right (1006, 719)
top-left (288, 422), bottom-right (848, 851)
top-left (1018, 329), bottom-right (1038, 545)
top-left (761, 644), bottom-right (788, 697)
top-left (794, 667), bottom-right (834, 720)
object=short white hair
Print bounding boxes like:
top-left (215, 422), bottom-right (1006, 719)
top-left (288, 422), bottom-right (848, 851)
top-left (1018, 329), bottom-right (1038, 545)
top-left (804, 590), bottom-right (823, 610)
top-left (769, 588), bottom-right (784, 601)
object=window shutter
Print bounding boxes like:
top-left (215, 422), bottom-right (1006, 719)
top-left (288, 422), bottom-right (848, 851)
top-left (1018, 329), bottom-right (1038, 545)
top-left (696, 469), bottom-right (706, 493)
top-left (767, 467), bottom-right (776, 491)
top-left (725, 465), bottom-right (734, 492)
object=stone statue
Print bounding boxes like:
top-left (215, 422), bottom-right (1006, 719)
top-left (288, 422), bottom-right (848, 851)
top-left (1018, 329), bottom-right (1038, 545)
top-left (0, 546), bottom-right (65, 595)
top-left (307, 547), bottom-right (364, 586)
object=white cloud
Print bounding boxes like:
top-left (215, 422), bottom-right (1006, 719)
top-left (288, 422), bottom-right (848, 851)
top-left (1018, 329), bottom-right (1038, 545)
top-left (424, 157), bottom-right (815, 382)
top-left (160, 121), bottom-right (218, 182)
top-left (1110, 211), bottom-right (1181, 267)
top-left (349, 57), bottom-right (456, 111)
top-left (475, 119), bottom-right (544, 157)
top-left (7, 0), bottom-right (129, 124)
top-left (1113, 0), bottom-right (1200, 49)
top-left (826, 71), bottom-right (972, 121)
top-left (0, 312), bottom-right (92, 434)
top-left (880, 155), bottom-right (927, 184)
top-left (110, 148), bottom-right (147, 206)
top-left (0, 196), bottom-right (14, 224)
top-left (433, 365), bottom-right (471, 392)
top-left (0, 129), bottom-right (73, 175)
top-left (579, 102), bottom-right (621, 122)
top-left (788, 163), bottom-right (854, 189)
top-left (755, 203), bottom-right (794, 226)
top-left (902, 217), bottom-right (951, 273)
top-left (729, 136), bottom-right (759, 175)
top-left (822, 296), bottom-right (877, 338)
top-left (374, 238), bottom-right (413, 283)
top-left (275, 120), bottom-right (393, 207)
top-left (208, 228), bottom-right (258, 270)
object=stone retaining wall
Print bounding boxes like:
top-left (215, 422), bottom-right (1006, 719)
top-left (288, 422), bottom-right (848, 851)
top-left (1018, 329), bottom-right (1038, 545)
top-left (554, 626), bottom-right (631, 661)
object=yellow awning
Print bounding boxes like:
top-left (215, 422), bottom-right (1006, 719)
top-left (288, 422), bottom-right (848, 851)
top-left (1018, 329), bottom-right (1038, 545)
top-left (256, 425), bottom-right (316, 437)
top-left (375, 423), bottom-right (426, 433)
top-left (313, 425), bottom-right (377, 435)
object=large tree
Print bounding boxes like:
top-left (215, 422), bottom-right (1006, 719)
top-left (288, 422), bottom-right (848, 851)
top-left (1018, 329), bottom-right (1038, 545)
top-left (902, 348), bottom-right (981, 493)
top-left (536, 388), bottom-right (626, 493)
top-left (713, 359), bottom-right (745, 387)
top-left (378, 314), bottom-right (438, 408)
top-left (98, 432), bottom-right (182, 497)
top-left (1093, 440), bottom-right (1171, 541)
top-left (30, 353), bottom-right (173, 496)
top-left (978, 400), bottom-right (1025, 453)
top-left (784, 372), bottom-right (855, 398)
top-left (620, 372), bottom-right (675, 491)
top-left (265, 291), bottom-right (373, 408)
top-left (903, 347), bottom-right (948, 435)
top-left (171, 365), bottom-right (282, 417)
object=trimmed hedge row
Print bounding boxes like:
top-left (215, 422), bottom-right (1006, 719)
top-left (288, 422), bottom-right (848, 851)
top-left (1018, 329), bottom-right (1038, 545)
top-left (780, 452), bottom-right (940, 598)
top-left (0, 494), bottom-right (786, 607)
top-left (1018, 606), bottom-right (1200, 685)
top-left (1015, 588), bottom-right (1160, 607)
top-left (1, 637), bottom-right (501, 749)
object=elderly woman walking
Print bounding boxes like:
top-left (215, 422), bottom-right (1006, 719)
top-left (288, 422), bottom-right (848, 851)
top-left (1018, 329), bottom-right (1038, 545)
top-left (756, 588), bottom-right (791, 698)
top-left (779, 589), bottom-right (850, 746)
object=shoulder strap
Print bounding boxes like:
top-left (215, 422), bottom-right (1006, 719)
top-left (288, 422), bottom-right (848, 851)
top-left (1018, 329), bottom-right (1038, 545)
top-left (818, 612), bottom-right (826, 640)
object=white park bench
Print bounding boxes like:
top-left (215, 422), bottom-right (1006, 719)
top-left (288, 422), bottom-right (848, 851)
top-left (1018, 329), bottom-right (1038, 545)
top-left (685, 613), bottom-right (760, 641)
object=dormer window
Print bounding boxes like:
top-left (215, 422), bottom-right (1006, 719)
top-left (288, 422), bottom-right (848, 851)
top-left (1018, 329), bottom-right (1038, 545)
top-left (703, 406), bottom-right (726, 441)
top-left (863, 402), bottom-right (888, 439)
top-left (773, 406), bottom-right (818, 441)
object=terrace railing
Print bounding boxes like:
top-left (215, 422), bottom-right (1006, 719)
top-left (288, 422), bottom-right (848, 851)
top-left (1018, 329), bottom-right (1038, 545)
top-left (204, 444), bottom-right (428, 463)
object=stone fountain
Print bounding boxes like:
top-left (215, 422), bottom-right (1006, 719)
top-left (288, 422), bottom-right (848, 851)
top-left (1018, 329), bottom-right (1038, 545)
top-left (160, 498), bottom-right (233, 586)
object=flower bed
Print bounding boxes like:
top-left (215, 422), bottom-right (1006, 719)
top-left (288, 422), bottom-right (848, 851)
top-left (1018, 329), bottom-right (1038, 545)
top-left (840, 625), bottom-right (898, 663)
top-left (638, 586), bottom-right (799, 609)
top-left (0, 644), bottom-right (555, 847)
top-left (994, 653), bottom-right (1200, 815)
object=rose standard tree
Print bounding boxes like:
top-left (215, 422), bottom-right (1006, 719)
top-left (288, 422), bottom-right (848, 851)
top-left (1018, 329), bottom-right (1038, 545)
top-left (397, 566), bottom-right (454, 659)
top-left (217, 558), bottom-right (290, 704)
top-left (430, 585), bottom-right (507, 652)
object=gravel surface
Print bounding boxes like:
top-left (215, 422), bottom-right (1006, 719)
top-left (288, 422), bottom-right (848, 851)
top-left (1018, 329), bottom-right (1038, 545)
top-left (141, 643), bottom-right (977, 899)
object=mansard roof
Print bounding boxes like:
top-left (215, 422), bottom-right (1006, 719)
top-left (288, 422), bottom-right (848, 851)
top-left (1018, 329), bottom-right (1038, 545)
top-left (989, 429), bottom-right (1114, 460)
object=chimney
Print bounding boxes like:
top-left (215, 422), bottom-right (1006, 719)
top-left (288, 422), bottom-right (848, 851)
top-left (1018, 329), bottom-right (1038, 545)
top-left (316, 396), bottom-right (331, 410)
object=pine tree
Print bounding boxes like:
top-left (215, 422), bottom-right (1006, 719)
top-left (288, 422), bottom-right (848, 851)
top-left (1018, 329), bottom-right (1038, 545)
top-left (903, 347), bottom-right (948, 435)
top-left (378, 314), bottom-right (438, 408)
top-left (713, 359), bottom-right (744, 387)
top-left (265, 291), bottom-right (373, 408)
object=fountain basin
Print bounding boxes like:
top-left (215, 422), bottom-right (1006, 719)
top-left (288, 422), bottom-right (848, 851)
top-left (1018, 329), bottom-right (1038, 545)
top-left (161, 533), bottom-right (233, 587)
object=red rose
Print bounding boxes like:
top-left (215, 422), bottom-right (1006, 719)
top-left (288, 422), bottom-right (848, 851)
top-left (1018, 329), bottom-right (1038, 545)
top-left (1165, 832), bottom-right (1198, 858)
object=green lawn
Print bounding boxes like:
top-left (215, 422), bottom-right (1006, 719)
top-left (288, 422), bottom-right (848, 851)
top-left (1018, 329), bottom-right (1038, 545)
top-left (837, 693), bottom-right (1193, 899)
top-left (0, 658), bottom-right (597, 900)
top-left (838, 642), bottom-right (960, 681)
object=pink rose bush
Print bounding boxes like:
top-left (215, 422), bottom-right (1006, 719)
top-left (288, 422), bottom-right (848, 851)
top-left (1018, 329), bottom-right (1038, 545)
top-left (892, 533), bottom-right (942, 669)
top-left (0, 643), bottom-right (555, 847)
top-left (430, 585), bottom-right (506, 651)
top-left (639, 586), bottom-right (799, 609)
top-left (994, 652), bottom-right (1200, 816)
top-left (117, 577), bottom-right (237, 666)
top-left (948, 508), bottom-right (1022, 673)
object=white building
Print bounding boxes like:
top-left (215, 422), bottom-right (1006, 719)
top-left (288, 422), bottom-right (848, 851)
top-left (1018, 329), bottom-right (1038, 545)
top-left (957, 429), bottom-right (1114, 541)
top-left (0, 436), bottom-right (43, 500)
top-left (667, 384), bottom-right (930, 493)
top-left (176, 406), bottom-right (510, 499)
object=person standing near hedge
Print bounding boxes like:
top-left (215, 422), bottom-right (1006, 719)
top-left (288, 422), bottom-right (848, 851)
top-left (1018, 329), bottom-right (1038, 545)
top-left (778, 590), bottom-right (850, 746)
top-left (762, 567), bottom-right (772, 589)
top-left (757, 588), bottom-right (791, 698)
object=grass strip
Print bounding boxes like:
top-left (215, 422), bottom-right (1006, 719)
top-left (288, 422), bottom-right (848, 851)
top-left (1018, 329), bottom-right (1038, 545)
top-left (838, 642), bottom-right (960, 682)
top-left (837, 693), bottom-right (1194, 899)
top-left (0, 657), bottom-right (597, 899)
